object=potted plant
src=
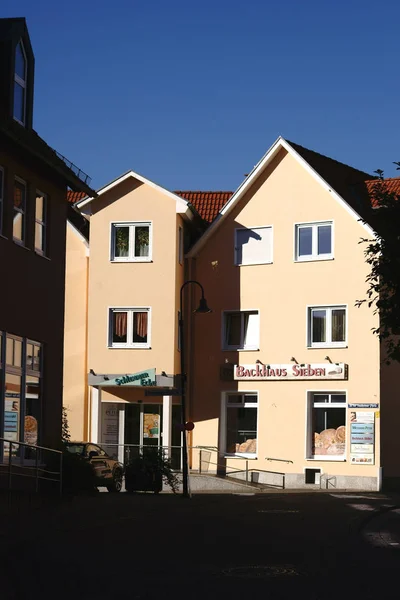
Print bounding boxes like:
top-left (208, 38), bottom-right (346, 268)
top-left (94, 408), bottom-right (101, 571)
top-left (125, 448), bottom-right (179, 494)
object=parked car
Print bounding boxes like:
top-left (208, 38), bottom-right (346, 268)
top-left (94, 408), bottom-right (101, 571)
top-left (64, 442), bottom-right (124, 492)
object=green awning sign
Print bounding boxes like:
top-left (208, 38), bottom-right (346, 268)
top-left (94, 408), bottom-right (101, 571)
top-left (103, 369), bottom-right (156, 387)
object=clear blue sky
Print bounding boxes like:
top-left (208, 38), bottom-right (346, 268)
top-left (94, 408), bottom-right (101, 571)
top-left (3, 0), bottom-right (400, 191)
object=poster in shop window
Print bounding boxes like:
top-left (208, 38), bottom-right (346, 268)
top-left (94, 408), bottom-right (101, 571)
top-left (143, 414), bottom-right (159, 439)
top-left (101, 404), bottom-right (119, 458)
top-left (350, 411), bottom-right (375, 465)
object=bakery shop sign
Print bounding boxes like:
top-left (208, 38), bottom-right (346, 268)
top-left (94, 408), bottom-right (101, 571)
top-left (234, 363), bottom-right (347, 381)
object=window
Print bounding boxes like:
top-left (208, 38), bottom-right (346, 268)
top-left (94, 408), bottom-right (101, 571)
top-left (111, 222), bottom-right (152, 261)
top-left (13, 178), bottom-right (26, 244)
top-left (178, 226), bottom-right (183, 265)
top-left (109, 308), bottom-right (151, 348)
top-left (14, 40), bottom-right (27, 125)
top-left (223, 310), bottom-right (259, 350)
top-left (0, 166), bottom-right (4, 235)
top-left (1, 334), bottom-right (42, 459)
top-left (308, 392), bottom-right (346, 459)
top-left (224, 393), bottom-right (258, 456)
top-left (295, 222), bottom-right (333, 261)
top-left (35, 191), bottom-right (47, 255)
top-left (235, 226), bottom-right (273, 266)
top-left (308, 306), bottom-right (347, 348)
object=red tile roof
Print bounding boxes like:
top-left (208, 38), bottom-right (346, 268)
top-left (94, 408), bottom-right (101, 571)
top-left (67, 190), bottom-right (87, 204)
top-left (365, 178), bottom-right (400, 207)
top-left (174, 191), bottom-right (233, 223)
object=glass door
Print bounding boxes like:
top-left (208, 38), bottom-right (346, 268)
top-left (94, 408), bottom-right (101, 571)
top-left (141, 404), bottom-right (162, 450)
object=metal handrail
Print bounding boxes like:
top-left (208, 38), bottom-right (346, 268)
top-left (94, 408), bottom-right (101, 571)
top-left (265, 456), bottom-right (294, 464)
top-left (0, 437), bottom-right (63, 498)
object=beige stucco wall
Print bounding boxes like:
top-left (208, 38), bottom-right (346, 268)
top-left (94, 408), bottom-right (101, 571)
top-left (63, 222), bottom-right (89, 441)
top-left (87, 178), bottom-right (184, 380)
top-left (190, 149), bottom-right (381, 482)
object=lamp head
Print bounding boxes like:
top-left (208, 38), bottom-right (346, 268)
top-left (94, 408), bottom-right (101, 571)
top-left (194, 296), bottom-right (212, 314)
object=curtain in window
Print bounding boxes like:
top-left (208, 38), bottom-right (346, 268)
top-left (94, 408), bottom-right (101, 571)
top-left (312, 310), bottom-right (326, 343)
top-left (332, 309), bottom-right (345, 342)
top-left (135, 227), bottom-right (149, 257)
top-left (133, 312), bottom-right (148, 342)
top-left (114, 312), bottom-right (127, 338)
top-left (114, 227), bottom-right (129, 257)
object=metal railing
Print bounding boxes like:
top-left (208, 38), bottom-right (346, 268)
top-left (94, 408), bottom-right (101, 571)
top-left (0, 438), bottom-right (63, 499)
top-left (194, 446), bottom-right (286, 489)
top-left (53, 149), bottom-right (92, 185)
top-left (100, 443), bottom-right (287, 489)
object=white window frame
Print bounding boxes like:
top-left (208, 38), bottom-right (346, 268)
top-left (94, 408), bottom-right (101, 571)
top-left (108, 307), bottom-right (151, 348)
top-left (305, 390), bottom-right (347, 462)
top-left (14, 40), bottom-right (27, 126)
top-left (13, 176), bottom-right (26, 245)
top-left (222, 309), bottom-right (260, 351)
top-left (294, 221), bottom-right (334, 262)
top-left (35, 190), bottom-right (47, 256)
top-left (307, 304), bottom-right (347, 349)
top-left (234, 225), bottom-right (273, 266)
top-left (220, 391), bottom-right (259, 458)
top-left (178, 226), bottom-right (183, 265)
top-left (0, 166), bottom-right (4, 235)
top-left (110, 221), bottom-right (153, 262)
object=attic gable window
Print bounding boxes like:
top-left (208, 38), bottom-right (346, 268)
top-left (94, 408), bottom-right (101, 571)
top-left (14, 41), bottom-right (27, 125)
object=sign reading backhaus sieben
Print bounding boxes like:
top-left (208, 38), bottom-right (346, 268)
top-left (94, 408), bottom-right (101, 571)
top-left (234, 363), bottom-right (347, 381)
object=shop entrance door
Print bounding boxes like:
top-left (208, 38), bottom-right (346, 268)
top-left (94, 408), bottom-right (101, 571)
top-left (141, 404), bottom-right (162, 450)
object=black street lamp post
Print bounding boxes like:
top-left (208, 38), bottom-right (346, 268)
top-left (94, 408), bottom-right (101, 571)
top-left (179, 280), bottom-right (211, 498)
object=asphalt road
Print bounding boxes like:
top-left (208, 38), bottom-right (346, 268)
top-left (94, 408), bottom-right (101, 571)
top-left (1, 490), bottom-right (400, 599)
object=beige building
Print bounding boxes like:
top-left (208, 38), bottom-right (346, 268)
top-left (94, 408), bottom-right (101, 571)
top-left (64, 137), bottom-right (400, 490)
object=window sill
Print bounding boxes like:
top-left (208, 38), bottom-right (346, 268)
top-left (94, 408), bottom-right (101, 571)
top-left (34, 250), bottom-right (50, 261)
top-left (110, 259), bottom-right (153, 264)
top-left (222, 348), bottom-right (259, 352)
top-left (13, 239), bottom-right (29, 250)
top-left (108, 345), bottom-right (151, 350)
top-left (235, 261), bottom-right (273, 267)
top-left (0, 234), bottom-right (7, 241)
top-left (223, 454), bottom-right (258, 459)
top-left (13, 116), bottom-right (26, 127)
top-left (307, 344), bottom-right (347, 349)
top-left (295, 256), bottom-right (334, 263)
top-left (306, 457), bottom-right (346, 462)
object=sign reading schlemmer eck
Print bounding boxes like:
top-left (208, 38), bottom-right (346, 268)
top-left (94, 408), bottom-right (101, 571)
top-left (234, 363), bottom-right (347, 381)
top-left (101, 368), bottom-right (157, 387)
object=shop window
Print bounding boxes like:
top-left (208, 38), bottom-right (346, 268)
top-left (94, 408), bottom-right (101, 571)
top-left (1, 334), bottom-right (42, 458)
top-left (14, 40), bottom-right (27, 125)
top-left (109, 308), bottom-right (151, 348)
top-left (111, 222), bottom-right (152, 262)
top-left (295, 222), bottom-right (333, 261)
top-left (13, 178), bottom-right (26, 244)
top-left (224, 393), bottom-right (258, 456)
top-left (308, 392), bottom-right (346, 459)
top-left (35, 191), bottom-right (48, 256)
top-left (308, 306), bottom-right (347, 348)
top-left (0, 166), bottom-right (4, 235)
top-left (223, 310), bottom-right (259, 350)
top-left (235, 226), bottom-right (273, 266)
top-left (4, 373), bottom-right (21, 448)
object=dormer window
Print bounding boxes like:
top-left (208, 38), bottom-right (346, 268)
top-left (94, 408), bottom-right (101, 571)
top-left (14, 40), bottom-right (27, 125)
